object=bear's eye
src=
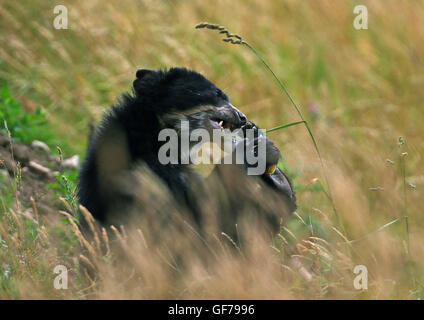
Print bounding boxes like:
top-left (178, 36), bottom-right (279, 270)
top-left (216, 89), bottom-right (224, 98)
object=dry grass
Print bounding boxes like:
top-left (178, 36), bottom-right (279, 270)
top-left (1, 159), bottom-right (423, 299)
top-left (0, 0), bottom-right (424, 299)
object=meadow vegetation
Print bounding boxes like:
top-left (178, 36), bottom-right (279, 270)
top-left (0, 0), bottom-right (423, 299)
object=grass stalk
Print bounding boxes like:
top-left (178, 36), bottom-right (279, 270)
top-left (195, 23), bottom-right (345, 234)
top-left (398, 139), bottom-right (410, 257)
top-left (266, 120), bottom-right (306, 133)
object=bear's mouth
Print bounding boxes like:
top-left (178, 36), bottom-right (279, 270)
top-left (209, 103), bottom-right (247, 132)
top-left (209, 110), bottom-right (244, 131)
top-left (210, 118), bottom-right (236, 131)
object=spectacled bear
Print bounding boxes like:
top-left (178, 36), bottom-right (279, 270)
top-left (77, 67), bottom-right (296, 239)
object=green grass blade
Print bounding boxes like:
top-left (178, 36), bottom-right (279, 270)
top-left (266, 120), bottom-right (306, 133)
top-left (241, 42), bottom-right (345, 234)
top-left (195, 22), bottom-right (345, 234)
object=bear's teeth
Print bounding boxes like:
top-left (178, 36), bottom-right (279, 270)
top-left (218, 121), bottom-right (223, 127)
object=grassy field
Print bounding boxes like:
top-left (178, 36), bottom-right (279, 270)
top-left (0, 0), bottom-right (423, 299)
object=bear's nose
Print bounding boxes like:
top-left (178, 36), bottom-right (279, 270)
top-left (227, 103), bottom-right (247, 126)
top-left (237, 111), bottom-right (247, 125)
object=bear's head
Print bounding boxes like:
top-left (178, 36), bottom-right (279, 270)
top-left (132, 67), bottom-right (247, 136)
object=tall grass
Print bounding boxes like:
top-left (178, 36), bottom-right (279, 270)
top-left (0, 0), bottom-right (423, 299)
top-left (1, 163), bottom-right (421, 299)
top-left (195, 22), bottom-right (345, 235)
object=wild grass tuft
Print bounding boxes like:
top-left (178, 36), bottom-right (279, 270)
top-left (1, 1), bottom-right (423, 300)
top-left (195, 22), bottom-right (343, 233)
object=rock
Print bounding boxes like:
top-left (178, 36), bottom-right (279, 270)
top-left (48, 154), bottom-right (61, 165)
top-left (28, 161), bottom-right (54, 178)
top-left (31, 140), bottom-right (50, 153)
top-left (13, 144), bottom-right (30, 165)
top-left (2, 158), bottom-right (16, 175)
top-left (62, 155), bottom-right (80, 169)
top-left (0, 135), bottom-right (9, 147)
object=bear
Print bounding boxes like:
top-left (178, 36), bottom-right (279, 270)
top-left (77, 67), bottom-right (296, 242)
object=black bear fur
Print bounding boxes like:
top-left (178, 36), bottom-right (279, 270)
top-left (77, 67), bottom-right (296, 236)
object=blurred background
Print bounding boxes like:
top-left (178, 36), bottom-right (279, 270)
top-left (0, 0), bottom-right (423, 299)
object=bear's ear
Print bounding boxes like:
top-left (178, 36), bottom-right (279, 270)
top-left (135, 69), bottom-right (153, 79)
top-left (133, 69), bottom-right (156, 95)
